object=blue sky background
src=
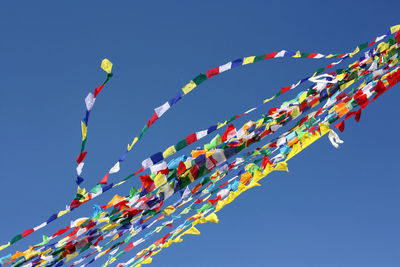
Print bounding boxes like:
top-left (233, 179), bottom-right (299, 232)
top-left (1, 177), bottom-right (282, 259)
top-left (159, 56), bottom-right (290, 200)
top-left (0, 1), bottom-right (399, 266)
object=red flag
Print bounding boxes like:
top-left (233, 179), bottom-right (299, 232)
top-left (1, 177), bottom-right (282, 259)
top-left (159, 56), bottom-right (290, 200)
top-left (207, 195), bottom-right (222, 206)
top-left (154, 233), bottom-right (170, 246)
top-left (134, 166), bottom-right (145, 175)
top-left (264, 52), bottom-right (277, 59)
top-left (356, 94), bottom-right (369, 109)
top-left (140, 174), bottom-right (155, 192)
top-left (76, 152), bottom-right (87, 164)
top-left (315, 107), bottom-right (323, 117)
top-left (374, 80), bottom-right (386, 95)
top-left (268, 107), bottom-right (278, 115)
top-left (70, 199), bottom-right (82, 209)
top-left (335, 120), bottom-right (345, 132)
top-left (336, 92), bottom-right (347, 101)
top-left (186, 133), bottom-right (197, 145)
top-left (206, 67), bottom-right (219, 78)
top-left (99, 173), bottom-right (109, 185)
top-left (52, 226), bottom-right (70, 237)
top-left (395, 30), bottom-right (400, 42)
top-left (219, 180), bottom-right (229, 188)
top-left (221, 124), bottom-right (236, 142)
top-left (159, 168), bottom-right (169, 175)
top-left (94, 235), bottom-right (104, 247)
top-left (177, 161), bottom-right (186, 175)
top-left (269, 141), bottom-right (277, 148)
top-left (124, 242), bottom-right (134, 252)
top-left (355, 109), bottom-right (362, 122)
top-left (147, 112), bottom-right (159, 128)
top-left (281, 86), bottom-right (292, 94)
top-left (344, 111), bottom-right (356, 120)
top-left (22, 229), bottom-right (34, 238)
top-left (261, 156), bottom-right (272, 170)
top-left (191, 183), bottom-right (202, 194)
top-left (189, 164), bottom-right (200, 180)
top-left (94, 84), bottom-right (105, 98)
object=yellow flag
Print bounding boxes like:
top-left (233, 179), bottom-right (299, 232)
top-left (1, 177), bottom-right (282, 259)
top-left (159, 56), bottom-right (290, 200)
top-left (253, 169), bottom-right (266, 182)
top-left (290, 106), bottom-right (300, 119)
top-left (42, 248), bottom-right (52, 256)
top-left (243, 56), bottom-right (255, 65)
top-left (81, 121), bottom-right (87, 141)
top-left (350, 46), bottom-right (360, 57)
top-left (142, 257), bottom-right (153, 264)
top-left (58, 236), bottom-right (69, 246)
top-left (274, 162), bottom-right (289, 172)
top-left (97, 217), bottom-right (110, 224)
top-left (114, 180), bottom-right (126, 187)
top-left (98, 249), bottom-right (108, 258)
top-left (163, 206), bottom-right (176, 216)
top-left (162, 239), bottom-right (173, 248)
top-left (101, 59), bottom-right (113, 73)
top-left (263, 96), bottom-right (275, 103)
top-left (319, 123), bottom-right (330, 136)
top-left (172, 236), bottom-right (183, 243)
top-left (205, 213), bottom-right (219, 223)
top-left (215, 200), bottom-right (225, 212)
top-left (154, 173), bottom-right (167, 188)
top-left (391, 58), bottom-right (399, 67)
top-left (336, 73), bottom-right (346, 81)
top-left (162, 145), bottom-right (176, 159)
top-left (104, 194), bottom-right (125, 209)
top-left (377, 42), bottom-right (389, 53)
top-left (65, 251), bottom-right (79, 262)
top-left (293, 51), bottom-right (301, 58)
top-left (102, 222), bottom-right (119, 232)
top-left (340, 79), bottom-right (355, 90)
top-left (247, 180), bottom-right (261, 190)
top-left (184, 227), bottom-right (200, 235)
top-left (127, 137), bottom-right (139, 151)
top-left (180, 207), bottom-right (190, 215)
top-left (390, 24), bottom-right (400, 34)
top-left (152, 249), bottom-right (161, 256)
top-left (77, 186), bottom-right (86, 196)
top-left (263, 164), bottom-right (274, 177)
top-left (237, 183), bottom-right (247, 195)
top-left (217, 121), bottom-right (228, 129)
top-left (24, 247), bottom-right (38, 260)
top-left (217, 121), bottom-right (227, 129)
top-left (255, 118), bottom-right (264, 129)
top-left (299, 91), bottom-right (307, 103)
top-left (111, 233), bottom-right (119, 241)
top-left (57, 208), bottom-right (70, 217)
top-left (182, 81), bottom-right (197, 95)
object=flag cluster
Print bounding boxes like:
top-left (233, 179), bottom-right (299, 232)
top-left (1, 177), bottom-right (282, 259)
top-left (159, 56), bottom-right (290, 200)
top-left (1, 24), bottom-right (399, 267)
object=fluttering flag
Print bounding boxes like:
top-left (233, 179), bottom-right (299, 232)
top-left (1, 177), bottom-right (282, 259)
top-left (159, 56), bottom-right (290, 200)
top-left (101, 58), bottom-right (113, 74)
top-left (1, 25), bottom-right (399, 267)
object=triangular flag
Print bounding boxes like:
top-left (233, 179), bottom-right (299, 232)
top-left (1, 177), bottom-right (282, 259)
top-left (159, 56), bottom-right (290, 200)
top-left (99, 173), bottom-right (109, 185)
top-left (274, 162), bottom-right (289, 172)
top-left (184, 227), bottom-right (200, 235)
top-left (109, 162), bottom-right (120, 174)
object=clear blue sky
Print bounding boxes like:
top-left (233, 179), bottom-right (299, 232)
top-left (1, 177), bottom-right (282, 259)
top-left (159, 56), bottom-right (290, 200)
top-left (0, 1), bottom-right (399, 266)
